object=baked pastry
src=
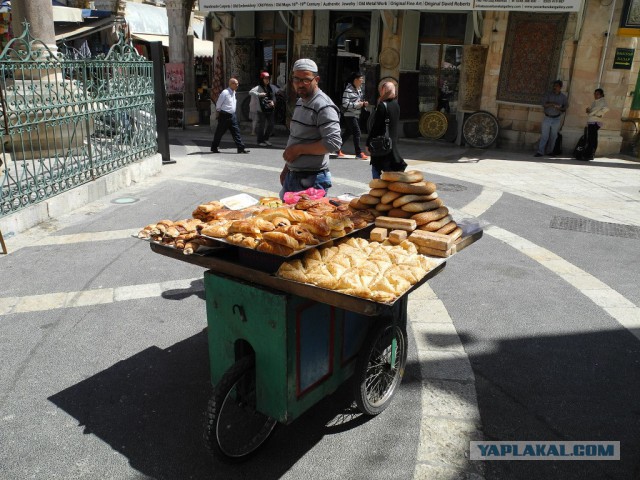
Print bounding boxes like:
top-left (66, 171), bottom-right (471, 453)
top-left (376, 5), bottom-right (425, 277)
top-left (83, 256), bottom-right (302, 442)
top-left (380, 170), bottom-right (424, 183)
top-left (262, 231), bottom-right (301, 250)
top-left (256, 240), bottom-right (295, 256)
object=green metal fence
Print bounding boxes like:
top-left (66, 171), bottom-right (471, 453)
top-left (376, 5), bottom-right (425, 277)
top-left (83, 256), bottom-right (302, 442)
top-left (0, 23), bottom-right (157, 218)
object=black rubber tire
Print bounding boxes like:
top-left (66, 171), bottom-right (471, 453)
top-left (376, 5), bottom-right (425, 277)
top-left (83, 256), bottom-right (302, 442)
top-left (353, 321), bottom-right (408, 416)
top-left (204, 355), bottom-right (277, 462)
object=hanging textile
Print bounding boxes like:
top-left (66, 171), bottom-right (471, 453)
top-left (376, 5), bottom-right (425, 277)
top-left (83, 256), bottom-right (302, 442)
top-left (211, 41), bottom-right (224, 103)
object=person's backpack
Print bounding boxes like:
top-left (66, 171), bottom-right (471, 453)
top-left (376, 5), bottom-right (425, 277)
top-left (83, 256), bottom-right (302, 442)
top-left (552, 132), bottom-right (563, 156)
top-left (573, 130), bottom-right (588, 160)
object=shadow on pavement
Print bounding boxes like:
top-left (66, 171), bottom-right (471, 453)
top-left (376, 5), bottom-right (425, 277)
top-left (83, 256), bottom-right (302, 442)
top-left (47, 330), bottom-right (374, 480)
top-left (409, 328), bottom-right (640, 480)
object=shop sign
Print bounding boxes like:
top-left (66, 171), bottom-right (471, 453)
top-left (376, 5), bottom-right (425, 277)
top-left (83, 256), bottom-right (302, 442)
top-left (198, 0), bottom-right (580, 11)
top-left (613, 48), bottom-right (634, 69)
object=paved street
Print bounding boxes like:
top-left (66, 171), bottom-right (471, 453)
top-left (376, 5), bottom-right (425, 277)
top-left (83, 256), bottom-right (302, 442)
top-left (1, 126), bottom-right (639, 480)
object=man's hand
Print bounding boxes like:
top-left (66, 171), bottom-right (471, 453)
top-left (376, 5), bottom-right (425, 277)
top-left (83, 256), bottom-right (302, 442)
top-left (283, 144), bottom-right (301, 163)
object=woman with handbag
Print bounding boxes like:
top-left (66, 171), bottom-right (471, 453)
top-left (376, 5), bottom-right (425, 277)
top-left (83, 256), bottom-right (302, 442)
top-left (249, 71), bottom-right (279, 146)
top-left (366, 81), bottom-right (407, 179)
top-left (339, 71), bottom-right (368, 159)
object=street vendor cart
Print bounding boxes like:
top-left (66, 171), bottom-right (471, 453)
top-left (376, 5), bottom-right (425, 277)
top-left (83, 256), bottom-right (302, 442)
top-left (147, 229), bottom-right (481, 462)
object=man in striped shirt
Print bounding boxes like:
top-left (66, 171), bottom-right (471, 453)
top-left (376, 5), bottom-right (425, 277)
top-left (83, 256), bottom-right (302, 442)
top-left (280, 59), bottom-right (342, 199)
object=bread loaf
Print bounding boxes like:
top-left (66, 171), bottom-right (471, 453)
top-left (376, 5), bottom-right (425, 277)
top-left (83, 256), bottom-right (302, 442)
top-left (359, 194), bottom-right (381, 205)
top-left (417, 245), bottom-right (453, 258)
top-left (369, 188), bottom-right (387, 198)
top-left (380, 190), bottom-right (403, 204)
top-left (419, 214), bottom-right (452, 232)
top-left (411, 206), bottom-right (449, 226)
top-left (370, 227), bottom-right (388, 242)
top-left (401, 198), bottom-right (444, 213)
top-left (437, 221), bottom-right (458, 235)
top-left (388, 230), bottom-right (407, 244)
top-left (375, 216), bottom-right (417, 231)
top-left (349, 198), bottom-right (370, 210)
top-left (408, 230), bottom-right (453, 251)
top-left (387, 181), bottom-right (437, 195)
top-left (380, 170), bottom-right (424, 183)
top-left (392, 193), bottom-right (438, 208)
top-left (369, 179), bottom-right (389, 189)
top-left (449, 226), bottom-right (463, 241)
top-left (375, 202), bottom-right (393, 212)
top-left (387, 208), bottom-right (413, 218)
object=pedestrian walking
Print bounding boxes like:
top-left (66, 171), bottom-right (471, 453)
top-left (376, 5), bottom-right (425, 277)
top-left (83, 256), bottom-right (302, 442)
top-left (280, 59), bottom-right (341, 198)
top-left (249, 71), bottom-right (280, 147)
top-left (366, 81), bottom-right (407, 179)
top-left (338, 71), bottom-right (368, 159)
top-left (210, 77), bottom-right (250, 154)
top-left (535, 80), bottom-right (568, 157)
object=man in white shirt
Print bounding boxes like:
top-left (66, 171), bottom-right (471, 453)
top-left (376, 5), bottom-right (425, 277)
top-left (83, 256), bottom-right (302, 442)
top-left (210, 77), bottom-right (250, 154)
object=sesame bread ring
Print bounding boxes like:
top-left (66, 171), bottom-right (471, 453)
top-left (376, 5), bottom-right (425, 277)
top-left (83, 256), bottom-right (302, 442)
top-left (392, 192), bottom-right (438, 208)
top-left (449, 226), bottom-right (463, 241)
top-left (349, 198), bottom-right (370, 210)
top-left (411, 206), bottom-right (449, 226)
top-left (369, 188), bottom-right (387, 198)
top-left (437, 221), bottom-right (458, 235)
top-left (375, 202), bottom-right (394, 211)
top-left (401, 198), bottom-right (444, 213)
top-left (381, 170), bottom-right (424, 183)
top-left (359, 194), bottom-right (381, 205)
top-left (418, 214), bottom-right (453, 232)
top-left (387, 208), bottom-right (413, 218)
top-left (381, 190), bottom-right (403, 204)
top-left (369, 179), bottom-right (389, 189)
top-left (388, 181), bottom-right (437, 195)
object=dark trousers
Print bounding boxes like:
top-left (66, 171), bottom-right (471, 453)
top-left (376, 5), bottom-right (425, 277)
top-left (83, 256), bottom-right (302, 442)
top-left (342, 115), bottom-right (363, 155)
top-left (211, 111), bottom-right (246, 151)
top-left (256, 111), bottom-right (274, 143)
top-left (586, 123), bottom-right (600, 159)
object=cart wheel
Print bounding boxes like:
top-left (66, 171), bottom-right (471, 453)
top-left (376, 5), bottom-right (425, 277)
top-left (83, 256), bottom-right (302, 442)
top-left (353, 321), bottom-right (408, 416)
top-left (204, 355), bottom-right (277, 461)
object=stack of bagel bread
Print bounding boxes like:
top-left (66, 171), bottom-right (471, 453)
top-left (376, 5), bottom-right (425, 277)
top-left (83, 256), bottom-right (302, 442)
top-left (350, 170), bottom-right (462, 258)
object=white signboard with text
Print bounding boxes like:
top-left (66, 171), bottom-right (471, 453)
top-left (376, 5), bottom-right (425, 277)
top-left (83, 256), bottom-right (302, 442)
top-left (199, 0), bottom-right (581, 12)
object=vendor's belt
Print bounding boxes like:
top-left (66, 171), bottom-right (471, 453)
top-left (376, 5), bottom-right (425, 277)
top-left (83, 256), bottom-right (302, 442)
top-left (290, 169), bottom-right (329, 177)
top-left (545, 114), bottom-right (561, 118)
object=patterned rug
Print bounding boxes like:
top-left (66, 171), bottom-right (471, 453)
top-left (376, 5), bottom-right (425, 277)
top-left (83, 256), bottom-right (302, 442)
top-left (497, 13), bottom-right (568, 105)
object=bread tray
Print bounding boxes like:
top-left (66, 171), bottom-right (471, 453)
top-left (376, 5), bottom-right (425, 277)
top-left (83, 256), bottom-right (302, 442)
top-left (198, 224), bottom-right (374, 273)
top-left (132, 235), bottom-right (231, 256)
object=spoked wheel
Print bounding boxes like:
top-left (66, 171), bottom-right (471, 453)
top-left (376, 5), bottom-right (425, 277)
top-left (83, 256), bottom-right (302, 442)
top-left (204, 355), bottom-right (277, 462)
top-left (353, 321), bottom-right (408, 415)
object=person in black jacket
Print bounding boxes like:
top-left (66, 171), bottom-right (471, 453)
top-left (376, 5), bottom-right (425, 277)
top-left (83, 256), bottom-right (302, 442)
top-left (366, 81), bottom-right (407, 179)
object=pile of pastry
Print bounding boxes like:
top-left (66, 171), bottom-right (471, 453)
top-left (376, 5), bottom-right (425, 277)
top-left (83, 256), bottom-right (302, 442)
top-left (138, 196), bottom-right (375, 256)
top-left (351, 170), bottom-right (462, 257)
top-left (277, 237), bottom-right (440, 303)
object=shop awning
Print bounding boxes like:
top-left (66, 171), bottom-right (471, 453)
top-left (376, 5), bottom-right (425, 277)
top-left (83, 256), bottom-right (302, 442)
top-left (55, 17), bottom-right (116, 42)
top-left (131, 33), bottom-right (214, 58)
top-left (52, 6), bottom-right (84, 23)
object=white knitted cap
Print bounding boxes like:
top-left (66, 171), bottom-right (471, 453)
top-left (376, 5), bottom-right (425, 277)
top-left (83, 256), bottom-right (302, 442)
top-left (292, 58), bottom-right (318, 73)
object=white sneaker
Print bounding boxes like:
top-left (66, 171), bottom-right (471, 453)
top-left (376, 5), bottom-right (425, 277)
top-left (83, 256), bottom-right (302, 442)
top-left (258, 142), bottom-right (268, 147)
top-left (264, 141), bottom-right (273, 146)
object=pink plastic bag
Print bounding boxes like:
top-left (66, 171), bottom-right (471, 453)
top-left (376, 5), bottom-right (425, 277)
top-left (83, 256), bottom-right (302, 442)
top-left (283, 187), bottom-right (326, 204)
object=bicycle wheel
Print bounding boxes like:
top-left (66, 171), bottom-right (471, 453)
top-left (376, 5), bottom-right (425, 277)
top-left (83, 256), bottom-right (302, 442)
top-left (204, 355), bottom-right (277, 462)
top-left (353, 321), bottom-right (408, 415)
top-left (462, 110), bottom-right (499, 148)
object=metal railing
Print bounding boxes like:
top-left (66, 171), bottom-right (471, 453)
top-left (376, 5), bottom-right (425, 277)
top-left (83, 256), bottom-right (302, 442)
top-left (0, 23), bottom-right (157, 218)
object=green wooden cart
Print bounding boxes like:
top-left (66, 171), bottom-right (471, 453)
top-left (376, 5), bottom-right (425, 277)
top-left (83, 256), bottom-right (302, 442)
top-left (149, 231), bottom-right (481, 461)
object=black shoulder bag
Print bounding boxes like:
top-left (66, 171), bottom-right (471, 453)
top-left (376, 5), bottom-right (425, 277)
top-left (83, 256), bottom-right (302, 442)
top-left (368, 102), bottom-right (392, 155)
